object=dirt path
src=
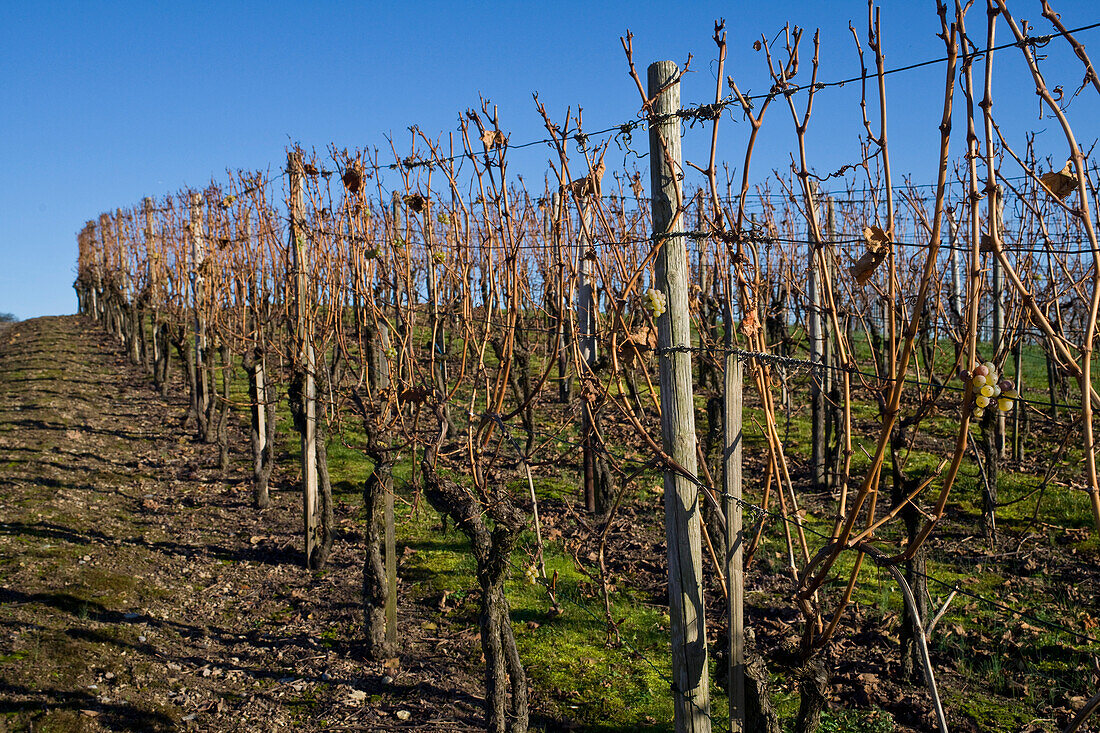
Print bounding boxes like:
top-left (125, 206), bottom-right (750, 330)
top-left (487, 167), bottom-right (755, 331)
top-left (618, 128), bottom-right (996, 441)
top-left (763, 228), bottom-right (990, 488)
top-left (0, 316), bottom-right (484, 732)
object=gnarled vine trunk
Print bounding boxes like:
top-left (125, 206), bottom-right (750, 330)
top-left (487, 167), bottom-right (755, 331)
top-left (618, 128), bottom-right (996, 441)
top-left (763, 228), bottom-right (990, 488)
top-left (421, 413), bottom-right (528, 733)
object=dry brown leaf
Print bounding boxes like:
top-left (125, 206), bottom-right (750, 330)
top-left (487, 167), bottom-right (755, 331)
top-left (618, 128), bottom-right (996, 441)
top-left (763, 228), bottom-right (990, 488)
top-left (848, 225), bottom-right (892, 285)
top-left (480, 129), bottom-right (507, 150)
top-left (1040, 161), bottom-right (1078, 200)
top-left (342, 166), bottom-right (363, 194)
top-left (616, 326), bottom-right (657, 365)
top-left (561, 158), bottom-right (606, 199)
top-left (739, 309), bottom-right (761, 337)
top-left (398, 385), bottom-right (432, 404)
top-left (402, 193), bottom-right (427, 213)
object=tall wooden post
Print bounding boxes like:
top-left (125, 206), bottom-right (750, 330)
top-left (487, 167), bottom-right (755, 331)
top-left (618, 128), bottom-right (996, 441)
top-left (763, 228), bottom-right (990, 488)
top-left (992, 263), bottom-right (1004, 353)
top-left (550, 192), bottom-right (571, 403)
top-left (649, 59), bottom-right (712, 733)
top-left (809, 186), bottom-right (826, 492)
top-left (823, 197), bottom-right (839, 487)
top-left (287, 151), bottom-right (320, 568)
top-left (383, 191), bottom-right (401, 620)
top-left (992, 254), bottom-right (1005, 457)
top-left (100, 214), bottom-right (111, 328)
top-left (243, 215), bottom-right (267, 465)
top-left (723, 357), bottom-right (744, 733)
top-left (1012, 338), bottom-right (1024, 460)
top-left (991, 208), bottom-right (1005, 458)
top-left (391, 192), bottom-right (410, 348)
top-left (578, 202), bottom-right (598, 513)
top-left (385, 477), bottom-right (397, 646)
top-left (108, 211), bottom-right (123, 341)
top-left (423, 198), bottom-right (450, 432)
top-left (85, 222), bottom-right (97, 318)
top-left (189, 193), bottom-right (210, 419)
top-left (117, 208), bottom-right (139, 363)
top-left (143, 197), bottom-right (159, 370)
top-left (946, 209), bottom-right (964, 327)
top-left (104, 210), bottom-right (121, 338)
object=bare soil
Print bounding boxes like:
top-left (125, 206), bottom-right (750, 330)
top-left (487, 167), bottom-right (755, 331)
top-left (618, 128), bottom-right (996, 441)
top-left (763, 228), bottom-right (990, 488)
top-left (0, 316), bottom-right (484, 732)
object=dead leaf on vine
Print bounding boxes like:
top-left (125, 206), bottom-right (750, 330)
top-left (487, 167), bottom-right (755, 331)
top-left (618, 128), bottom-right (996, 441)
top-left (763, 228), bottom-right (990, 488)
top-left (398, 385), bottom-right (432, 404)
top-left (848, 225), bottom-right (892, 285)
top-left (1040, 161), bottom-right (1078, 200)
top-left (342, 166), bottom-right (363, 194)
top-left (561, 151), bottom-right (607, 198)
top-left (580, 379), bottom-right (601, 403)
top-left (403, 193), bottom-right (427, 213)
top-left (739, 309), bottom-right (761, 337)
top-left (480, 129), bottom-right (507, 150)
top-left (616, 326), bottom-right (657, 365)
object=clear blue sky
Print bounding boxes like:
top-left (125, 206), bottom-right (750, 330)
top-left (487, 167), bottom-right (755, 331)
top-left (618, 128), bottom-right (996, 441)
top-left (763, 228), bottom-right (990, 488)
top-left (3, 1), bottom-right (1098, 319)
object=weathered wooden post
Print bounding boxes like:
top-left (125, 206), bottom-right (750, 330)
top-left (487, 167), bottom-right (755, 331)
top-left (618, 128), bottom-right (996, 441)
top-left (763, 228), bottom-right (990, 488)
top-left (809, 185), bottom-right (826, 492)
top-left (649, 59), bottom-right (712, 733)
top-left (113, 212), bottom-right (122, 336)
top-left (946, 209), bottom-right (964, 327)
top-left (244, 217), bottom-right (262, 445)
top-left (385, 474), bottom-right (397, 647)
top-left (423, 198), bottom-right (452, 436)
top-left (1012, 337), bottom-right (1024, 461)
top-left (100, 213), bottom-right (118, 339)
top-left (991, 251), bottom-right (1005, 461)
top-left (143, 197), bottom-right (159, 373)
top-left (240, 214), bottom-right (273, 509)
top-left (577, 201), bottom-right (598, 513)
top-left (823, 196), bottom-right (840, 488)
top-left (98, 215), bottom-right (110, 326)
top-left (85, 221), bottom-right (98, 319)
top-left (189, 193), bottom-right (210, 425)
top-left (287, 151), bottom-right (320, 568)
top-left (550, 192), bottom-right (572, 403)
top-left (116, 208), bottom-right (140, 365)
top-left (724, 356), bottom-right (744, 733)
top-left (385, 192), bottom-right (402, 626)
top-left (391, 192), bottom-right (410, 347)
